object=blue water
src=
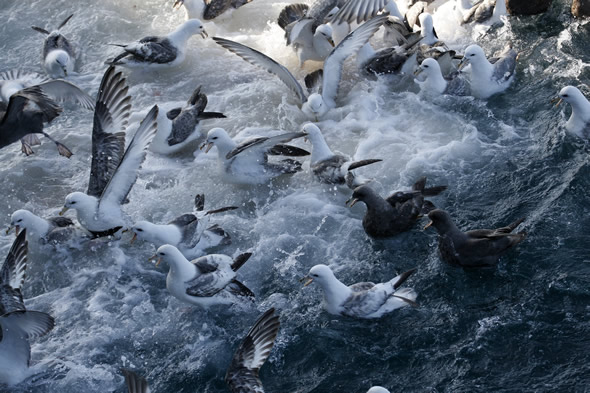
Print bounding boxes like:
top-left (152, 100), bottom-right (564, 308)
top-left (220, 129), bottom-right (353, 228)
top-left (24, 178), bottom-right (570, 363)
top-left (1, 0), bottom-right (589, 392)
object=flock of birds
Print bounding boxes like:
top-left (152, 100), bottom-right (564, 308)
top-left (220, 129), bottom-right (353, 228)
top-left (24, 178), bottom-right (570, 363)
top-left (0, 0), bottom-right (588, 391)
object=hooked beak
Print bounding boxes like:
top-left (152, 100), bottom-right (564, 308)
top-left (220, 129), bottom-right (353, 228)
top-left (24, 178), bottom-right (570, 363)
top-left (59, 206), bottom-right (69, 216)
top-left (6, 225), bottom-right (17, 235)
top-left (300, 276), bottom-right (314, 287)
top-left (130, 232), bottom-right (137, 244)
top-left (149, 253), bottom-right (162, 267)
top-left (203, 142), bottom-right (214, 153)
top-left (346, 197), bottom-right (358, 207)
top-left (173, 0), bottom-right (184, 9)
top-left (414, 68), bottom-right (423, 77)
top-left (551, 97), bottom-right (563, 107)
top-left (423, 220), bottom-right (433, 230)
top-left (201, 30), bottom-right (208, 39)
top-left (328, 38), bottom-right (335, 47)
top-left (457, 58), bottom-right (468, 71)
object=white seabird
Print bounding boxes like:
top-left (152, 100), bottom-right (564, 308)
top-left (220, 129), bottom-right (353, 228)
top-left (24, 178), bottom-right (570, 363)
top-left (213, 15), bottom-right (387, 119)
top-left (59, 66), bottom-right (158, 237)
top-left (106, 19), bottom-right (208, 69)
top-left (152, 244), bottom-right (254, 307)
top-left (458, 44), bottom-right (517, 99)
top-left (32, 14), bottom-right (76, 78)
top-left (225, 308), bottom-right (280, 393)
top-left (130, 194), bottom-right (236, 259)
top-left (303, 264), bottom-right (417, 319)
top-left (367, 387), bottom-right (391, 393)
top-left (7, 209), bottom-right (82, 245)
top-left (555, 86), bottom-right (590, 138)
top-left (414, 58), bottom-right (470, 96)
top-left (302, 123), bottom-right (381, 188)
top-left (202, 128), bottom-right (310, 185)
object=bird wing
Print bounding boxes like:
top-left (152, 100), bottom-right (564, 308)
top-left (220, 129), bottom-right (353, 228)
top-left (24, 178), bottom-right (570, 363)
top-left (342, 283), bottom-right (391, 316)
top-left (204, 0), bottom-right (234, 19)
top-left (97, 105), bottom-right (158, 211)
top-left (123, 37), bottom-right (178, 64)
top-left (87, 66), bottom-right (131, 198)
top-left (331, 0), bottom-right (388, 24)
top-left (226, 132), bottom-right (306, 160)
top-left (121, 369), bottom-right (151, 393)
top-left (47, 216), bottom-right (75, 228)
top-left (225, 308), bottom-right (280, 393)
top-left (491, 48), bottom-right (517, 85)
top-left (212, 37), bottom-right (307, 104)
top-left (0, 230), bottom-right (27, 290)
top-left (37, 80), bottom-right (95, 110)
top-left (321, 15), bottom-right (387, 106)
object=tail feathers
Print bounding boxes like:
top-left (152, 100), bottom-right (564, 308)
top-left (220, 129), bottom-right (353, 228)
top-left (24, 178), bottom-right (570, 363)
top-left (228, 279), bottom-right (255, 298)
top-left (57, 14), bottom-right (74, 30)
top-left (121, 369), bottom-right (150, 393)
top-left (393, 288), bottom-right (418, 307)
top-left (392, 268), bottom-right (416, 290)
top-left (197, 111), bottom-right (226, 120)
top-left (277, 3), bottom-right (309, 30)
top-left (347, 158), bottom-right (382, 171)
top-left (231, 252), bottom-right (253, 271)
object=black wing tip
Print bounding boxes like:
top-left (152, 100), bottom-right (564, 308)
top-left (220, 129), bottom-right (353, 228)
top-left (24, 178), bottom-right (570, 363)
top-left (393, 267), bottom-right (417, 290)
top-left (121, 368), bottom-right (150, 393)
top-left (232, 252), bottom-right (253, 271)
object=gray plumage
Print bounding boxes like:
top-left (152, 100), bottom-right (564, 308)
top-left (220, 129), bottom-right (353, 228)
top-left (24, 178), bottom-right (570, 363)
top-left (426, 209), bottom-right (526, 268)
top-left (185, 253), bottom-right (254, 298)
top-left (107, 37), bottom-right (178, 66)
top-left (166, 86), bottom-right (226, 147)
top-left (491, 47), bottom-right (517, 85)
top-left (462, 0), bottom-right (496, 24)
top-left (87, 66), bottom-right (131, 199)
top-left (122, 369), bottom-right (150, 393)
top-left (0, 231), bottom-right (27, 316)
top-left (331, 0), bottom-right (388, 24)
top-left (349, 177), bottom-right (447, 238)
top-left (32, 14), bottom-right (75, 61)
top-left (226, 308), bottom-right (280, 393)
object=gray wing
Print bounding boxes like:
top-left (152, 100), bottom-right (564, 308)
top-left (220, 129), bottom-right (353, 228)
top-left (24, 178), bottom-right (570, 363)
top-left (306, 0), bottom-right (339, 25)
top-left (444, 72), bottom-right (471, 96)
top-left (121, 369), bottom-right (150, 393)
top-left (126, 37), bottom-right (178, 64)
top-left (226, 308), bottom-right (280, 393)
top-left (491, 48), bottom-right (517, 85)
top-left (0, 285), bottom-right (24, 315)
top-left (168, 213), bottom-right (201, 247)
top-left (87, 66), bottom-right (131, 198)
top-left (212, 37), bottom-right (306, 104)
top-left (462, 0), bottom-right (495, 24)
top-left (47, 216), bottom-right (75, 228)
top-left (37, 80), bottom-right (95, 110)
top-left (43, 32), bottom-right (75, 58)
top-left (194, 256), bottom-right (220, 274)
top-left (226, 132), bottom-right (306, 160)
top-left (98, 105), bottom-right (158, 209)
top-left (341, 284), bottom-right (389, 316)
top-left (1, 230), bottom-right (27, 290)
top-left (321, 15), bottom-right (387, 106)
top-left (204, 0), bottom-right (234, 19)
top-left (332, 0), bottom-right (389, 24)
top-left (349, 281), bottom-right (375, 292)
top-left (312, 155), bottom-right (347, 184)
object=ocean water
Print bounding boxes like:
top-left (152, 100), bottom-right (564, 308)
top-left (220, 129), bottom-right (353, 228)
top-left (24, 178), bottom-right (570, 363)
top-left (1, 0), bottom-right (589, 392)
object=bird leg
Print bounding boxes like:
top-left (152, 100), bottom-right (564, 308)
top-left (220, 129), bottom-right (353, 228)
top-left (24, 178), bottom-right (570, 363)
top-left (42, 132), bottom-right (73, 158)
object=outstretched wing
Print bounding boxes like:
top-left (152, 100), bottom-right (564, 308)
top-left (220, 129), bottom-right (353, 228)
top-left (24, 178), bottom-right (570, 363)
top-left (212, 37), bottom-right (307, 104)
top-left (331, 0), bottom-right (389, 24)
top-left (98, 105), bottom-right (158, 210)
top-left (38, 80), bottom-right (95, 110)
top-left (121, 369), bottom-right (150, 393)
top-left (226, 308), bottom-right (280, 393)
top-left (1, 230), bottom-right (27, 290)
top-left (87, 66), bottom-right (131, 198)
top-left (226, 132), bottom-right (306, 160)
top-left (322, 15), bottom-right (387, 106)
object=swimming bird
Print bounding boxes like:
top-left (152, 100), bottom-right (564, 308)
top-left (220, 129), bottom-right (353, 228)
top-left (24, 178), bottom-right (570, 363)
top-left (225, 308), bottom-right (280, 393)
top-left (554, 86), bottom-right (590, 138)
top-left (424, 209), bottom-right (526, 268)
top-left (367, 387), bottom-right (391, 393)
top-left (173, 0), bottom-right (253, 20)
top-left (59, 66), bottom-right (159, 238)
top-left (414, 58), bottom-right (470, 96)
top-left (131, 194), bottom-right (236, 259)
top-left (32, 14), bottom-right (76, 78)
top-left (7, 209), bottom-right (80, 245)
top-left (202, 128), bottom-right (310, 184)
top-left (302, 123), bottom-right (381, 188)
top-left (213, 15), bottom-right (387, 120)
top-left (461, 0), bottom-right (506, 25)
top-left (302, 264), bottom-right (417, 318)
top-left (151, 85), bottom-right (226, 155)
top-left (121, 369), bottom-right (150, 393)
top-left (0, 231), bottom-right (56, 386)
top-left (347, 177), bottom-right (447, 238)
top-left (152, 245), bottom-right (254, 307)
top-left (278, 3), bottom-right (335, 66)
top-left (0, 86), bottom-right (74, 157)
top-left (458, 44), bottom-right (517, 99)
top-left (105, 19), bottom-right (208, 68)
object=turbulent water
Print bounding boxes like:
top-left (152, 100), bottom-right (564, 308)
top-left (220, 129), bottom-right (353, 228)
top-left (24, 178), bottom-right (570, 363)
top-left (1, 0), bottom-right (589, 392)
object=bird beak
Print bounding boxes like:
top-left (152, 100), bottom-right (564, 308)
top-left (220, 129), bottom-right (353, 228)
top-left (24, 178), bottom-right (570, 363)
top-left (414, 68), bottom-right (423, 76)
top-left (59, 206), bottom-right (69, 216)
top-left (201, 30), bottom-right (208, 39)
top-left (551, 97), bottom-right (562, 107)
top-left (300, 276), bottom-right (314, 287)
top-left (149, 254), bottom-right (162, 267)
top-left (423, 220), bottom-right (433, 230)
top-left (130, 233), bottom-right (137, 244)
top-left (173, 0), bottom-right (184, 9)
top-left (204, 142), bottom-right (214, 153)
top-left (328, 38), bottom-right (335, 47)
top-left (5, 226), bottom-right (13, 235)
top-left (457, 58), bottom-right (468, 71)
top-left (63, 68), bottom-right (68, 77)
top-left (346, 197), bottom-right (358, 207)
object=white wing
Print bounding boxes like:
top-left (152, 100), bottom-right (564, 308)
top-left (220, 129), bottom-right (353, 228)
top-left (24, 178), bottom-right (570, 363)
top-left (98, 105), bottom-right (158, 212)
top-left (321, 15), bottom-right (387, 106)
top-left (332, 0), bottom-right (389, 24)
top-left (38, 80), bottom-right (95, 110)
top-left (212, 37), bottom-right (307, 104)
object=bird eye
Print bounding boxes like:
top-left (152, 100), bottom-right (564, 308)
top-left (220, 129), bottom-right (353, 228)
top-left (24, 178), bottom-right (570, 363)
top-left (312, 274), bottom-right (319, 277)
top-left (137, 228), bottom-right (143, 232)
top-left (212, 137), bottom-right (218, 140)
top-left (71, 201), bottom-right (76, 204)
top-left (424, 65), bottom-right (429, 68)
top-left (563, 94), bottom-right (569, 97)
top-left (470, 54), bottom-right (475, 57)
top-left (159, 252), bottom-right (166, 256)
top-left (17, 219), bottom-right (22, 223)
